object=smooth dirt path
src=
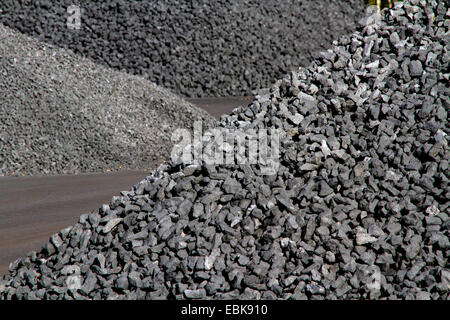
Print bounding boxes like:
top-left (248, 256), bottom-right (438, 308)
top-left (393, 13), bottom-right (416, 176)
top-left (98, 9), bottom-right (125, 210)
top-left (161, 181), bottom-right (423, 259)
top-left (0, 97), bottom-right (252, 275)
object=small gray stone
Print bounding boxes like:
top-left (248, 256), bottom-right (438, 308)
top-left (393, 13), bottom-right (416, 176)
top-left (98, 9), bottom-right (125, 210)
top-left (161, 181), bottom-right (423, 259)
top-left (409, 60), bottom-right (423, 77)
top-left (80, 273), bottom-right (97, 295)
top-left (306, 284), bottom-right (325, 295)
top-left (184, 288), bottom-right (206, 299)
top-left (222, 177), bottom-right (241, 194)
top-left (102, 218), bottom-right (122, 233)
top-left (66, 275), bottom-right (83, 291)
top-left (61, 265), bottom-right (81, 276)
top-left (440, 270), bottom-right (450, 290)
top-left (356, 231), bottom-right (377, 246)
top-left (276, 194), bottom-right (296, 213)
top-left (300, 163), bottom-right (318, 171)
top-left (116, 276), bottom-right (129, 290)
top-left (178, 199), bottom-right (193, 216)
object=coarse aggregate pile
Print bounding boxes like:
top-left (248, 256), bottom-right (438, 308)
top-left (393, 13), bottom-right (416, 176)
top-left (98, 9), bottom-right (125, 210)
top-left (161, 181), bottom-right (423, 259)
top-left (0, 0), bottom-right (449, 299)
top-left (0, 0), bottom-right (365, 98)
top-left (0, 24), bottom-right (216, 176)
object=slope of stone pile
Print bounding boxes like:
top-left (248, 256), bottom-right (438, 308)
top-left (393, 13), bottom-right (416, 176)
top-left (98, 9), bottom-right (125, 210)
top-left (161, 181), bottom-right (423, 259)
top-left (0, 24), bottom-right (216, 176)
top-left (0, 0), bottom-right (365, 97)
top-left (1, 0), bottom-right (449, 300)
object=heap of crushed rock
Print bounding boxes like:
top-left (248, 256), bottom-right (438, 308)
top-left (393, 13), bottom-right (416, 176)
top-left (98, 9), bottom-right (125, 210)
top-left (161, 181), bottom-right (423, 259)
top-left (0, 24), bottom-right (215, 176)
top-left (0, 0), bottom-right (448, 300)
top-left (0, 0), bottom-right (365, 97)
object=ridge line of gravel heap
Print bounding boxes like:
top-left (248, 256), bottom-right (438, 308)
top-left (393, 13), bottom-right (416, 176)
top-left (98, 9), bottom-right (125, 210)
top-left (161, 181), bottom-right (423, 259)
top-left (0, 23), bottom-right (216, 176)
top-left (1, 0), bottom-right (449, 300)
top-left (0, 0), bottom-right (366, 98)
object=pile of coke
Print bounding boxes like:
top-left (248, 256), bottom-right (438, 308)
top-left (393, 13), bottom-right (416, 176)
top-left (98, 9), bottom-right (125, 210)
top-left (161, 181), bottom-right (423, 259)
top-left (0, 0), bottom-right (365, 97)
top-left (0, 0), bottom-right (448, 300)
top-left (0, 24), bottom-right (215, 176)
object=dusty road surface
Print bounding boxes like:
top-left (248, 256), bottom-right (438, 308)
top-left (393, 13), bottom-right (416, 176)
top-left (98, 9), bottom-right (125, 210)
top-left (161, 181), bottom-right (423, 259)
top-left (0, 171), bottom-right (149, 275)
top-left (189, 96), bottom-right (253, 119)
top-left (0, 97), bottom-right (252, 275)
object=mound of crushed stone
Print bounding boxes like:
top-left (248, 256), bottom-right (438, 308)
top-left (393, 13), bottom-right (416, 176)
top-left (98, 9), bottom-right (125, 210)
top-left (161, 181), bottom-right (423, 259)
top-left (0, 0), bottom-right (365, 97)
top-left (0, 24), bottom-right (216, 176)
top-left (0, 0), bottom-right (449, 300)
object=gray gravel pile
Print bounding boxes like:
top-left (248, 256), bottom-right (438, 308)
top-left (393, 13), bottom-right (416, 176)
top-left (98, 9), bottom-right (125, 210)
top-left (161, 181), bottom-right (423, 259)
top-left (1, 0), bottom-right (449, 300)
top-left (0, 0), bottom-right (365, 97)
top-left (0, 24), bottom-right (216, 176)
